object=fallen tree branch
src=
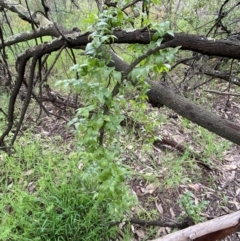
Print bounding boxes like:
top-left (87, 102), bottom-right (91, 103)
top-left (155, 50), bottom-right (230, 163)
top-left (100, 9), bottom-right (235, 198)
top-left (203, 69), bottom-right (240, 86)
top-left (203, 89), bottom-right (240, 96)
top-left (108, 51), bottom-right (240, 145)
top-left (153, 138), bottom-right (212, 171)
top-left (110, 217), bottom-right (193, 230)
top-left (150, 211), bottom-right (240, 241)
top-left (147, 80), bottom-right (240, 145)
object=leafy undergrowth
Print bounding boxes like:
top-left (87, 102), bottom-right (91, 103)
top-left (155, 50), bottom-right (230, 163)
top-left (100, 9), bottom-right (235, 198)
top-left (1, 68), bottom-right (240, 241)
top-left (1, 95), bottom-right (240, 240)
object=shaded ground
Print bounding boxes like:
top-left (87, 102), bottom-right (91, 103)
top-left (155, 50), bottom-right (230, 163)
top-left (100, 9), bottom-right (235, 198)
top-left (127, 93), bottom-right (240, 240)
top-left (21, 86), bottom-right (240, 241)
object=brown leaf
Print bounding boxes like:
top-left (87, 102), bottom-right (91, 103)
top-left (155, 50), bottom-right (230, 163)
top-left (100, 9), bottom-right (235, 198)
top-left (24, 169), bottom-right (34, 176)
top-left (155, 200), bottom-right (163, 214)
top-left (135, 229), bottom-right (145, 239)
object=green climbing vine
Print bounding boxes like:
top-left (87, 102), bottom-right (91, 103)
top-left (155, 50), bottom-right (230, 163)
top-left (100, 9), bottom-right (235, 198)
top-left (56, 4), bottom-right (178, 219)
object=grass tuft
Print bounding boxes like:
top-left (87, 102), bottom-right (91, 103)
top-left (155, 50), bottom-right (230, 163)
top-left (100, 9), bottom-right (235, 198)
top-left (0, 137), bottom-right (118, 241)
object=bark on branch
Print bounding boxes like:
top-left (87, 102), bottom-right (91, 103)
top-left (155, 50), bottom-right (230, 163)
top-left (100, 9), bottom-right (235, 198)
top-left (2, 0), bottom-right (240, 63)
top-left (150, 211), bottom-right (240, 241)
top-left (108, 51), bottom-right (240, 145)
top-left (147, 80), bottom-right (240, 145)
top-left (0, 0), bottom-right (34, 23)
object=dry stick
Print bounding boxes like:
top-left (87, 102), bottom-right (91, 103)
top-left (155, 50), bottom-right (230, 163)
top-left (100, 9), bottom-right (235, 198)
top-left (153, 138), bottom-right (212, 171)
top-left (189, 77), bottom-right (214, 90)
top-left (203, 89), bottom-right (240, 96)
top-left (33, 88), bottom-right (69, 122)
top-left (67, 47), bottom-right (80, 108)
top-left (34, 95), bottom-right (68, 122)
top-left (2, 10), bottom-right (19, 62)
top-left (36, 57), bottom-right (43, 121)
top-left (109, 217), bottom-right (192, 229)
top-left (121, 0), bottom-right (142, 11)
top-left (39, 44), bottom-right (66, 86)
top-left (166, 72), bottom-right (183, 96)
top-left (203, 70), bottom-right (240, 87)
top-left (11, 54), bottom-right (38, 146)
top-left (0, 52), bottom-right (29, 151)
top-left (170, 56), bottom-right (195, 71)
top-left (0, 26), bottom-right (13, 87)
top-left (207, 0), bottom-right (231, 37)
top-left (36, 44), bottom-right (66, 121)
top-left (225, 58), bottom-right (234, 109)
top-left (24, 0), bottom-right (39, 46)
top-left (40, 96), bottom-right (83, 109)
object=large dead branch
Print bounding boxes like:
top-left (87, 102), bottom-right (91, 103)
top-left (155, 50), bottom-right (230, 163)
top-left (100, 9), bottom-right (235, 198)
top-left (147, 80), bottom-right (240, 145)
top-left (1, 0), bottom-right (240, 62)
top-left (1, 29), bottom-right (240, 148)
top-left (2, 27), bottom-right (240, 61)
top-left (108, 51), bottom-right (240, 145)
top-left (150, 211), bottom-right (240, 241)
top-left (1, 0), bottom-right (240, 148)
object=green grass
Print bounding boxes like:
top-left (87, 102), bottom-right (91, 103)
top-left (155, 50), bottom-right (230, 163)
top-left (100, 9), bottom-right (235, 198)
top-left (0, 136), bottom-right (118, 241)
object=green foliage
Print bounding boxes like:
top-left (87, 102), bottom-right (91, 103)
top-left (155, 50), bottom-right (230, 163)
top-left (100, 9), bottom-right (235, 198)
top-left (56, 2), bottom-right (177, 224)
top-left (163, 152), bottom-right (192, 187)
top-left (178, 191), bottom-right (208, 223)
top-left (85, 7), bottom-right (133, 56)
top-left (57, 59), bottom-right (138, 220)
top-left (195, 127), bottom-right (231, 159)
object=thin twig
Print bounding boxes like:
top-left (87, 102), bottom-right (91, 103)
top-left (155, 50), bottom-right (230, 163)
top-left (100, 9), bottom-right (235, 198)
top-left (109, 217), bottom-right (194, 229)
top-left (203, 89), bottom-right (240, 96)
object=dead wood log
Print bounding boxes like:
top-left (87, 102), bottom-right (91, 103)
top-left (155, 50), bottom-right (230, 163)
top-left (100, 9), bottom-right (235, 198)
top-left (150, 211), bottom-right (240, 241)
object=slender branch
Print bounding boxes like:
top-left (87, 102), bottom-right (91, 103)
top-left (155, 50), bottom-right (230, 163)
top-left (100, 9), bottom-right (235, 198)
top-left (121, 0), bottom-right (142, 11)
top-left (11, 55), bottom-right (38, 145)
top-left (203, 89), bottom-right (240, 96)
top-left (111, 41), bottom-right (172, 98)
top-left (109, 217), bottom-right (193, 229)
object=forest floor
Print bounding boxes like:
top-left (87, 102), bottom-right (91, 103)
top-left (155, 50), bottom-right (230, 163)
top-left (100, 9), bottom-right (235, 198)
top-left (21, 85), bottom-right (240, 241)
top-left (127, 93), bottom-right (240, 241)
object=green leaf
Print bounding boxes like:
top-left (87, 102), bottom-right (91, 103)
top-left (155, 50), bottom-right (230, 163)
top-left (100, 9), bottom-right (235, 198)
top-left (156, 38), bottom-right (163, 46)
top-left (85, 43), bottom-right (96, 55)
top-left (113, 71), bottom-right (122, 83)
top-left (152, 32), bottom-right (159, 41)
top-left (167, 30), bottom-right (174, 36)
top-left (117, 9), bottom-right (124, 22)
top-left (77, 105), bottom-right (95, 118)
top-left (166, 54), bottom-right (175, 63)
top-left (103, 67), bottom-right (113, 79)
